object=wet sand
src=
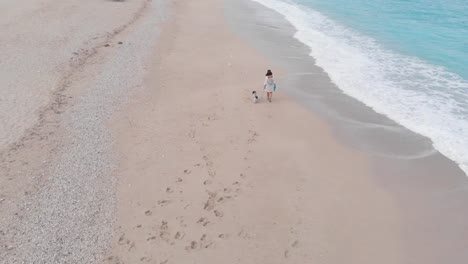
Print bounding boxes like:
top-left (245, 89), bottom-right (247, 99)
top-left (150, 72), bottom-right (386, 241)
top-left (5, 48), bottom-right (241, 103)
top-left (226, 1), bottom-right (468, 263)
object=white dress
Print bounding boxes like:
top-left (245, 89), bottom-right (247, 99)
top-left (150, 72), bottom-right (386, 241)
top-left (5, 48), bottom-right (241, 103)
top-left (264, 77), bottom-right (275, 92)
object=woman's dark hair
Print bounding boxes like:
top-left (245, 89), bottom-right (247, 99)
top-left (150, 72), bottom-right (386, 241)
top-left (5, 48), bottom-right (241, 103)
top-left (266, 69), bottom-right (273, 76)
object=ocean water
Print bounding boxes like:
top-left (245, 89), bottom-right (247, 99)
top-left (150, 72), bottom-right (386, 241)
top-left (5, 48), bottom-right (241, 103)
top-left (251, 0), bottom-right (468, 174)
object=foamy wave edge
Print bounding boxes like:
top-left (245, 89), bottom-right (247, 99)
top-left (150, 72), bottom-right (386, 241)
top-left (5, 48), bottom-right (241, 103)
top-left (251, 0), bottom-right (468, 175)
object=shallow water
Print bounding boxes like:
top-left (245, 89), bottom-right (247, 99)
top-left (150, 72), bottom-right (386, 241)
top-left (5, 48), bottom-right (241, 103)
top-left (251, 0), bottom-right (468, 175)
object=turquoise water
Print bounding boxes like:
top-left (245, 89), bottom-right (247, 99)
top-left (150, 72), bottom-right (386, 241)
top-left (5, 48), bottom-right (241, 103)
top-left (296, 0), bottom-right (468, 78)
top-left (252, 0), bottom-right (468, 174)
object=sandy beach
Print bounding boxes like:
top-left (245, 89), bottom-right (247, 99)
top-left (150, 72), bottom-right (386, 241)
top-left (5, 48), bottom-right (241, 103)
top-left (105, 0), bottom-right (401, 263)
top-left (2, 0), bottom-right (468, 263)
top-left (1, 0), bottom-right (165, 262)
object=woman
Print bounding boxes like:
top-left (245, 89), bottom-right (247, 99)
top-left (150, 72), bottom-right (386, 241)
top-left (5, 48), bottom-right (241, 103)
top-left (263, 69), bottom-right (276, 102)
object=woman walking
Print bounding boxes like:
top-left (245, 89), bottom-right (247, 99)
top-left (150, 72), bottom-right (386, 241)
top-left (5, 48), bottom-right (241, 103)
top-left (264, 69), bottom-right (276, 102)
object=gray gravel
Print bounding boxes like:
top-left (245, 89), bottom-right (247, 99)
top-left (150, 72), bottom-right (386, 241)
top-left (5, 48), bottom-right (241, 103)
top-left (0, 1), bottom-right (167, 263)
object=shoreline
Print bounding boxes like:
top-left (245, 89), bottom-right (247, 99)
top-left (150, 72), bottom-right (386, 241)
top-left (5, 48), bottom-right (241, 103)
top-left (247, 0), bottom-right (468, 175)
top-left (226, 0), bottom-right (468, 262)
top-left (226, 0), bottom-right (466, 170)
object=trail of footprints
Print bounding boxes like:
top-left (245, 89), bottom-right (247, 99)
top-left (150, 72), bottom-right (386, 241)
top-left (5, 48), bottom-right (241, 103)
top-left (107, 162), bottom-right (248, 263)
top-left (106, 113), bottom-right (300, 263)
top-left (284, 239), bottom-right (300, 259)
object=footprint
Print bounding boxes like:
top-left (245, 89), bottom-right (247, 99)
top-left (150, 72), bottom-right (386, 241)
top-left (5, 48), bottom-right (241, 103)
top-left (106, 256), bottom-right (122, 264)
top-left (174, 231), bottom-right (185, 240)
top-left (191, 241), bottom-right (198, 249)
top-left (186, 241), bottom-right (198, 251)
top-left (159, 221), bottom-right (171, 242)
top-left (247, 130), bottom-right (258, 143)
top-left (214, 210), bottom-right (224, 217)
top-left (166, 187), bottom-right (173, 193)
top-left (284, 250), bottom-right (290, 258)
top-left (128, 241), bottom-right (135, 251)
top-left (177, 216), bottom-right (186, 227)
top-left (204, 242), bottom-right (214, 248)
top-left (158, 200), bottom-right (171, 206)
top-left (204, 191), bottom-right (217, 211)
top-left (292, 240), bottom-right (299, 247)
top-left (183, 169), bottom-right (191, 174)
top-left (117, 233), bottom-right (126, 245)
top-left (221, 196), bottom-right (233, 202)
top-left (208, 170), bottom-right (216, 177)
top-left (147, 236), bottom-right (157, 241)
top-left (140, 256), bottom-right (152, 262)
top-left (145, 210), bottom-right (152, 216)
top-left (197, 217), bottom-right (210, 226)
top-left (218, 233), bottom-right (229, 239)
top-left (203, 179), bottom-right (212, 185)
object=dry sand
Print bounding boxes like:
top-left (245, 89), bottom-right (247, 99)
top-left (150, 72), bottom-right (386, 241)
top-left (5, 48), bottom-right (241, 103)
top-left (0, 0), bottom-right (165, 262)
top-left (0, 0), bottom-right (151, 148)
top-left (105, 0), bottom-right (402, 263)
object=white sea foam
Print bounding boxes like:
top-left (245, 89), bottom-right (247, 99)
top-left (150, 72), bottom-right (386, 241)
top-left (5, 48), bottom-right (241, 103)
top-left (252, 0), bottom-right (468, 174)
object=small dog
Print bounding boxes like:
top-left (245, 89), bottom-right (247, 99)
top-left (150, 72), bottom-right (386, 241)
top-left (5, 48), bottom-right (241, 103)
top-left (252, 91), bottom-right (258, 103)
